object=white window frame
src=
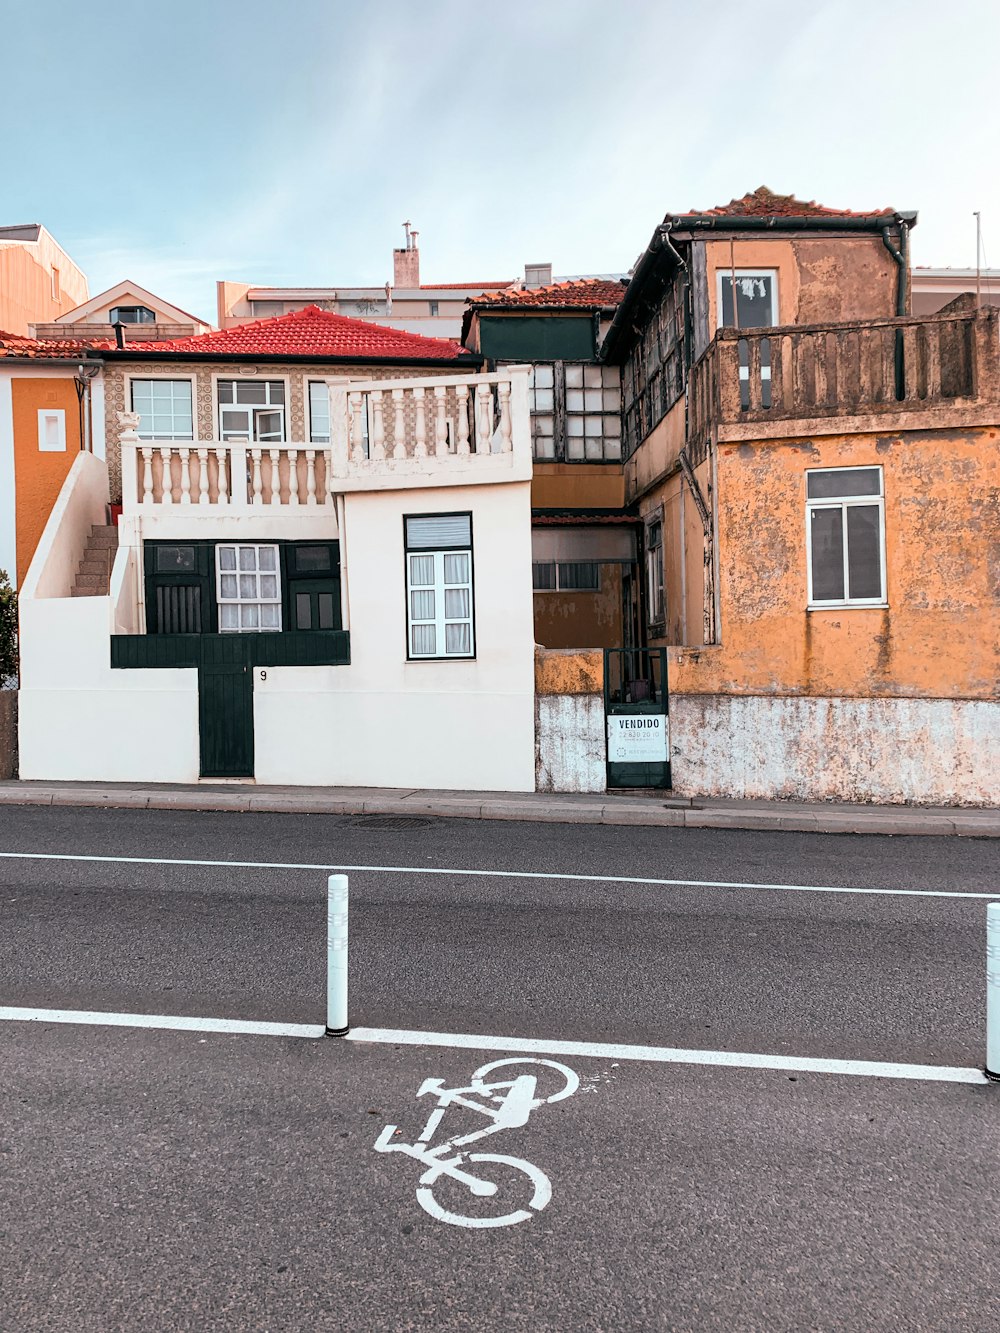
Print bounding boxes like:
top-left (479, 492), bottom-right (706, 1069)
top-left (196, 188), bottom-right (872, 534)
top-left (37, 409), bottom-right (66, 452)
top-left (215, 543), bottom-right (282, 632)
top-left (645, 516), bottom-right (664, 626)
top-left (716, 268), bottom-right (779, 333)
top-left (214, 376), bottom-right (288, 443)
top-left (805, 466), bottom-right (887, 609)
top-left (128, 376), bottom-right (196, 441)
top-left (404, 515), bottom-right (475, 661)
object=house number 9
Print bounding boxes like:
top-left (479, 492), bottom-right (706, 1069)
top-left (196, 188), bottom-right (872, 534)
top-left (259, 670), bottom-right (267, 681)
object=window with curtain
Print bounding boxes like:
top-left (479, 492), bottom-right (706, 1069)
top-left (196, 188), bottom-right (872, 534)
top-left (404, 514), bottom-right (474, 659)
top-left (216, 543), bottom-right (282, 631)
top-left (806, 467), bottom-right (886, 607)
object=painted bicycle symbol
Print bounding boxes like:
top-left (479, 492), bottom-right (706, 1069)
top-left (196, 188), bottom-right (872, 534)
top-left (374, 1057), bottom-right (580, 1228)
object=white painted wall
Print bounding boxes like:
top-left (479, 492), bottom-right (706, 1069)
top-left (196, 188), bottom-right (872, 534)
top-left (18, 476), bottom-right (537, 792)
top-left (0, 374), bottom-right (15, 587)
top-left (669, 694), bottom-right (1000, 806)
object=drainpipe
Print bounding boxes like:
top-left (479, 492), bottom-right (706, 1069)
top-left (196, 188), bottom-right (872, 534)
top-left (882, 217), bottom-right (909, 398)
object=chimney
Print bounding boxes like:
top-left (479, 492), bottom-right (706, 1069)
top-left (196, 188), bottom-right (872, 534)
top-left (524, 262), bottom-right (552, 289)
top-left (393, 219), bottom-right (420, 289)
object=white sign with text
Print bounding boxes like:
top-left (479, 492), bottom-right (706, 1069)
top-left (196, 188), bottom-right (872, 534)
top-left (607, 713), bottom-right (668, 764)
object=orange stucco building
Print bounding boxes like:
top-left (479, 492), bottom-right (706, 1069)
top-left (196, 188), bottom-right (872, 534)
top-left (601, 188), bottom-right (999, 804)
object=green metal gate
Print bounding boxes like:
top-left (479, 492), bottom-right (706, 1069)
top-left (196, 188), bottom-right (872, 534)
top-left (604, 648), bottom-right (670, 790)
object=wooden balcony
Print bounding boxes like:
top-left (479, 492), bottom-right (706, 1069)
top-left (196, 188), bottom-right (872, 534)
top-left (688, 305), bottom-right (1000, 451)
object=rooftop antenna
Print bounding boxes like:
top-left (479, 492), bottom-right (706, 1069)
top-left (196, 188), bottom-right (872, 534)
top-left (975, 211), bottom-right (982, 306)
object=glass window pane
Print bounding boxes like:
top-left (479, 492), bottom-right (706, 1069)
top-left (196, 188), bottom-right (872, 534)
top-left (810, 508), bottom-right (845, 600)
top-left (233, 381), bottom-right (267, 404)
top-left (564, 365), bottom-right (584, 387)
top-left (584, 365), bottom-right (602, 387)
top-left (239, 574), bottom-right (257, 598)
top-left (584, 389), bottom-right (602, 411)
top-left (566, 417), bottom-right (584, 436)
top-left (846, 505), bottom-right (882, 599)
top-left (584, 438), bottom-right (604, 460)
top-left (602, 366), bottom-right (621, 387)
top-left (411, 589), bottom-right (435, 619)
top-left (605, 416), bottom-right (621, 437)
top-left (295, 545), bottom-right (331, 572)
top-left (218, 547), bottom-right (237, 571)
top-left (220, 574), bottom-right (238, 598)
top-left (156, 545), bottom-right (195, 572)
top-left (604, 438), bottom-right (622, 459)
top-left (533, 389), bottom-right (554, 411)
top-left (260, 574), bottom-right (278, 598)
top-left (566, 436), bottom-right (585, 459)
top-left (296, 593), bottom-right (311, 629)
top-left (405, 514), bottom-right (471, 549)
top-left (533, 365), bottom-right (554, 389)
top-left (411, 624), bottom-right (436, 656)
top-left (445, 588), bottom-right (470, 618)
top-left (445, 623), bottom-right (471, 655)
top-left (410, 554), bottom-right (434, 586)
top-left (532, 562), bottom-right (556, 590)
top-left (720, 273), bottom-right (775, 329)
top-left (241, 604), bottom-right (260, 628)
top-left (217, 381), bottom-right (234, 404)
top-left (258, 546), bottom-right (277, 571)
top-left (603, 390), bottom-right (620, 411)
top-left (220, 604), bottom-right (239, 629)
top-left (584, 416), bottom-right (602, 437)
top-left (259, 604), bottom-right (280, 628)
top-left (807, 469), bottom-right (881, 500)
top-left (239, 548), bottom-right (256, 571)
top-left (318, 593), bottom-right (335, 629)
top-left (566, 390), bottom-right (584, 412)
top-left (443, 553), bottom-right (469, 584)
top-left (267, 381), bottom-right (285, 404)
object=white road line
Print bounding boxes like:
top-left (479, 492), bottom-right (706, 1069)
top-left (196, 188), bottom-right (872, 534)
top-left (0, 1005), bottom-right (987, 1084)
top-left (348, 1027), bottom-right (989, 1085)
top-left (0, 1006), bottom-right (323, 1039)
top-left (0, 850), bottom-right (994, 900)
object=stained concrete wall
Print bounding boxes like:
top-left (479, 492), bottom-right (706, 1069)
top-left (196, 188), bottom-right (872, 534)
top-left (535, 647), bottom-right (605, 793)
top-left (669, 694), bottom-right (1000, 806)
top-left (0, 690), bottom-right (16, 779)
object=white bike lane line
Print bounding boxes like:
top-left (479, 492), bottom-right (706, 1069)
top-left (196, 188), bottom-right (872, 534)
top-left (0, 849), bottom-right (994, 899)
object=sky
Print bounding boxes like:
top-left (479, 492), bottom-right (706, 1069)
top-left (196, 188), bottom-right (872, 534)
top-left (3, 0), bottom-right (997, 322)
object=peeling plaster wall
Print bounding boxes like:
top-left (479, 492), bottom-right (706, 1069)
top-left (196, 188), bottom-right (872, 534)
top-left (669, 694), bottom-right (1000, 806)
top-left (535, 647), bottom-right (605, 793)
top-left (671, 427), bottom-right (1000, 699)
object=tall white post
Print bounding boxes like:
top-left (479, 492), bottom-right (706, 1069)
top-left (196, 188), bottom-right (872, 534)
top-left (326, 874), bottom-right (349, 1036)
top-left (987, 902), bottom-right (1000, 1080)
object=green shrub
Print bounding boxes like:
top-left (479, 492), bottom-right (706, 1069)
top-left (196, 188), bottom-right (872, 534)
top-left (0, 570), bottom-right (16, 687)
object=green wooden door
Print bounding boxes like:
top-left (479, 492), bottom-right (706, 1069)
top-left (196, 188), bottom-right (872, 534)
top-left (198, 659), bottom-right (254, 778)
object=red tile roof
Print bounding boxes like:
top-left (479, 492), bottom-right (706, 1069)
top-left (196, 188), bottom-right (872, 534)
top-left (0, 329), bottom-right (101, 359)
top-left (121, 305), bottom-right (474, 360)
top-left (680, 186), bottom-right (895, 219)
top-left (469, 278), bottom-right (628, 309)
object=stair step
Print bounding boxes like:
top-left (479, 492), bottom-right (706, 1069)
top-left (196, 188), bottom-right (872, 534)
top-left (78, 558), bottom-right (111, 576)
top-left (71, 586), bottom-right (105, 597)
top-left (74, 573), bottom-right (107, 591)
top-left (87, 532), bottom-right (118, 549)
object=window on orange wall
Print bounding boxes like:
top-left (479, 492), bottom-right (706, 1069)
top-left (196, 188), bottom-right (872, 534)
top-left (806, 467), bottom-right (886, 607)
top-left (645, 519), bottom-right (664, 626)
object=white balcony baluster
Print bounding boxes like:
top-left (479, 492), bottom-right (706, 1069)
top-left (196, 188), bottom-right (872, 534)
top-left (370, 390), bottom-right (386, 461)
top-left (306, 449), bottom-right (318, 505)
top-left (433, 386), bottom-right (448, 456)
top-left (269, 448), bottom-right (282, 505)
top-left (287, 448), bottom-right (300, 505)
top-left (475, 383), bottom-right (492, 454)
top-left (179, 447), bottom-right (191, 503)
top-left (215, 447), bottom-right (229, 505)
top-left (197, 447), bottom-right (210, 504)
top-left (141, 447), bottom-right (154, 504)
top-left (349, 392), bottom-right (365, 463)
top-left (159, 447), bottom-right (173, 504)
top-left (250, 448), bottom-right (263, 504)
top-left (413, 386), bottom-right (427, 459)
top-left (392, 388), bottom-right (406, 459)
top-left (456, 383), bottom-right (471, 456)
top-left (498, 380), bottom-right (512, 453)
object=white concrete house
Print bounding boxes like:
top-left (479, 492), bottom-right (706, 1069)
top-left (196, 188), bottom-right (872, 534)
top-left (17, 309), bottom-right (538, 791)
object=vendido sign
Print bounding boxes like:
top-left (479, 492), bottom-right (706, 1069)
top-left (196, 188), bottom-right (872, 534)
top-left (606, 713), bottom-right (668, 764)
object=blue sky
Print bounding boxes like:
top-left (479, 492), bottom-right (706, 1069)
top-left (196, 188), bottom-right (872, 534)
top-left (4, 0), bottom-right (997, 321)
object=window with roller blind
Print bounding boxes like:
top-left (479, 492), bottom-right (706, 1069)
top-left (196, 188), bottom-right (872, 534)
top-left (404, 513), bottom-right (475, 660)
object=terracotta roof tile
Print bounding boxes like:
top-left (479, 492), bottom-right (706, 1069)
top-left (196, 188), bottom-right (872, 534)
top-left (469, 278), bottom-right (628, 309)
top-left (680, 186), bottom-right (895, 220)
top-left (0, 329), bottom-right (104, 359)
top-left (120, 305), bottom-right (472, 360)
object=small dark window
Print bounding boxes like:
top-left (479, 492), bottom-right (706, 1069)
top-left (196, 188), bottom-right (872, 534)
top-left (318, 593), bottom-right (335, 629)
top-left (156, 585), bottom-right (202, 634)
top-left (293, 545), bottom-right (333, 573)
top-left (532, 562), bottom-right (556, 590)
top-left (295, 592), bottom-right (311, 630)
top-left (156, 545), bottom-right (196, 572)
top-left (110, 305), bottom-right (156, 325)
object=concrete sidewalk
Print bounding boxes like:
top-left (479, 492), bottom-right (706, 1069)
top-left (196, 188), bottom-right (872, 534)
top-left (0, 779), bottom-right (996, 837)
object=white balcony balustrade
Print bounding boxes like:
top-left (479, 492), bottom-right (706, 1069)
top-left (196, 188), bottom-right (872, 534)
top-left (118, 366), bottom-right (533, 514)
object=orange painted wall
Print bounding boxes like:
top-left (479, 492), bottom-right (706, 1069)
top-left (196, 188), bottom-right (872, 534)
top-left (670, 427), bottom-right (1000, 699)
top-left (12, 378), bottom-right (82, 585)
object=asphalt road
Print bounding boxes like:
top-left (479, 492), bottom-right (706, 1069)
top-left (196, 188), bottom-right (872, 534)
top-left (1, 806), bottom-right (998, 1330)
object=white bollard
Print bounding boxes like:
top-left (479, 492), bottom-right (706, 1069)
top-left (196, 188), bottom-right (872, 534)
top-left (987, 903), bottom-right (1000, 1081)
top-left (326, 874), bottom-right (349, 1036)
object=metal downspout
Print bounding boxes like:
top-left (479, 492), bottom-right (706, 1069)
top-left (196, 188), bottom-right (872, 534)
top-left (882, 218), bottom-right (909, 398)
